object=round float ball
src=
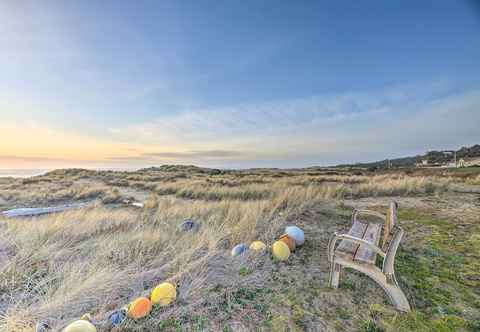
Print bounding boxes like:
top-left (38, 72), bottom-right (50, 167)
top-left (179, 219), bottom-right (199, 232)
top-left (108, 308), bottom-right (127, 326)
top-left (151, 282), bottom-right (177, 306)
top-left (127, 297), bottom-right (152, 320)
top-left (285, 226), bottom-right (305, 246)
top-left (279, 234), bottom-right (296, 252)
top-left (231, 243), bottom-right (248, 257)
top-left (63, 320), bottom-right (97, 332)
top-left (249, 241), bottom-right (267, 251)
top-left (36, 321), bottom-right (50, 332)
top-left (272, 241), bottom-right (290, 261)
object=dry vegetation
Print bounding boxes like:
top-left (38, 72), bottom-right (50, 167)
top-left (0, 165), bottom-right (479, 331)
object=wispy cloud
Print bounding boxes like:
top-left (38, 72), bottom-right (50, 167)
top-left (106, 80), bottom-right (480, 166)
top-left (108, 150), bottom-right (246, 162)
top-left (0, 155), bottom-right (68, 163)
top-left (2, 76), bottom-right (478, 169)
top-left (143, 150), bottom-right (245, 159)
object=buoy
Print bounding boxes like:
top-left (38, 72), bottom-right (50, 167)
top-left (109, 308), bottom-right (127, 326)
top-left (127, 297), bottom-right (152, 320)
top-left (231, 243), bottom-right (248, 257)
top-left (279, 234), bottom-right (296, 252)
top-left (179, 219), bottom-right (200, 232)
top-left (272, 241), bottom-right (290, 261)
top-left (80, 314), bottom-right (92, 321)
top-left (285, 226), bottom-right (305, 246)
top-left (63, 320), bottom-right (97, 332)
top-left (249, 241), bottom-right (267, 251)
top-left (35, 321), bottom-right (50, 332)
top-left (151, 282), bottom-right (177, 306)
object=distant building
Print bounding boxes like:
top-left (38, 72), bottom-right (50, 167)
top-left (464, 157), bottom-right (480, 167)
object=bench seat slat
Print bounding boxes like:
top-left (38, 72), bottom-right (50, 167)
top-left (354, 222), bottom-right (382, 264)
top-left (336, 220), bottom-right (367, 258)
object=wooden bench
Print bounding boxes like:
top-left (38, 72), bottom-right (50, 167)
top-left (327, 201), bottom-right (410, 312)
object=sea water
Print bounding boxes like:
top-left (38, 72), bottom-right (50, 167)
top-left (0, 169), bottom-right (50, 178)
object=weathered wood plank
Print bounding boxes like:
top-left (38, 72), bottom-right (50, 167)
top-left (1, 203), bottom-right (87, 218)
top-left (336, 220), bottom-right (367, 256)
top-left (355, 222), bottom-right (382, 264)
top-left (382, 201), bottom-right (398, 249)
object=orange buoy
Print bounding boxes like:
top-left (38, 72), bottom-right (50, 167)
top-left (279, 234), bottom-right (296, 252)
top-left (127, 297), bottom-right (152, 319)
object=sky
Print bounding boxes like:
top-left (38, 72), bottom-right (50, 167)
top-left (1, 0), bottom-right (480, 169)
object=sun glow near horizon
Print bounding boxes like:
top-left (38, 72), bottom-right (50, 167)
top-left (0, 122), bottom-right (182, 169)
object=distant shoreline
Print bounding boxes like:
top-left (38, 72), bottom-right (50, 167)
top-left (0, 169), bottom-right (50, 178)
top-left (0, 168), bottom-right (140, 178)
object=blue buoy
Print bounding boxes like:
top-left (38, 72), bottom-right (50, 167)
top-left (109, 308), bottom-right (127, 326)
top-left (231, 243), bottom-right (248, 257)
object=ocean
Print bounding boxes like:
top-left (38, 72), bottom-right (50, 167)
top-left (0, 169), bottom-right (50, 178)
top-left (0, 168), bottom-right (141, 178)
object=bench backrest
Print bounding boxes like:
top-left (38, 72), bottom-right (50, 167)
top-left (382, 201), bottom-right (404, 276)
top-left (382, 201), bottom-right (398, 250)
top-left (349, 201), bottom-right (404, 274)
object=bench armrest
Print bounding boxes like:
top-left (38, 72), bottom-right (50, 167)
top-left (328, 232), bottom-right (386, 262)
top-left (352, 209), bottom-right (386, 223)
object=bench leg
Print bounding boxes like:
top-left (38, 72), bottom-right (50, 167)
top-left (329, 262), bottom-right (341, 289)
top-left (335, 260), bottom-right (411, 312)
top-left (383, 283), bottom-right (411, 312)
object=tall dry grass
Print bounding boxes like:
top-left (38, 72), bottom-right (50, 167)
top-left (466, 174), bottom-right (480, 185)
top-left (0, 185), bottom-right (326, 331)
top-left (0, 183), bottom-right (122, 206)
top-left (151, 174), bottom-right (451, 202)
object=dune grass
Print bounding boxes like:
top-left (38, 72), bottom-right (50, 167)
top-left (0, 180), bottom-right (328, 331)
top-left (0, 167), bottom-right (477, 331)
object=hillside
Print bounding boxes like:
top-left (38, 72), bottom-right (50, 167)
top-left (335, 144), bottom-right (480, 169)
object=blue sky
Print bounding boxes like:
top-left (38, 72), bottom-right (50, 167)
top-left (1, 0), bottom-right (479, 169)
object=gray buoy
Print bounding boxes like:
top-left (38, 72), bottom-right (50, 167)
top-left (35, 321), bottom-right (50, 332)
top-left (179, 219), bottom-right (200, 232)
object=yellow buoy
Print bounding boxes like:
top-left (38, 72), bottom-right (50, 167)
top-left (272, 240), bottom-right (290, 261)
top-left (63, 320), bottom-right (97, 332)
top-left (127, 297), bottom-right (152, 319)
top-left (249, 241), bottom-right (267, 251)
top-left (151, 282), bottom-right (177, 306)
top-left (279, 234), bottom-right (296, 252)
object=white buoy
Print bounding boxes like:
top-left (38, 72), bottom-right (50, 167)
top-left (231, 243), bottom-right (248, 257)
top-left (285, 226), bottom-right (305, 246)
